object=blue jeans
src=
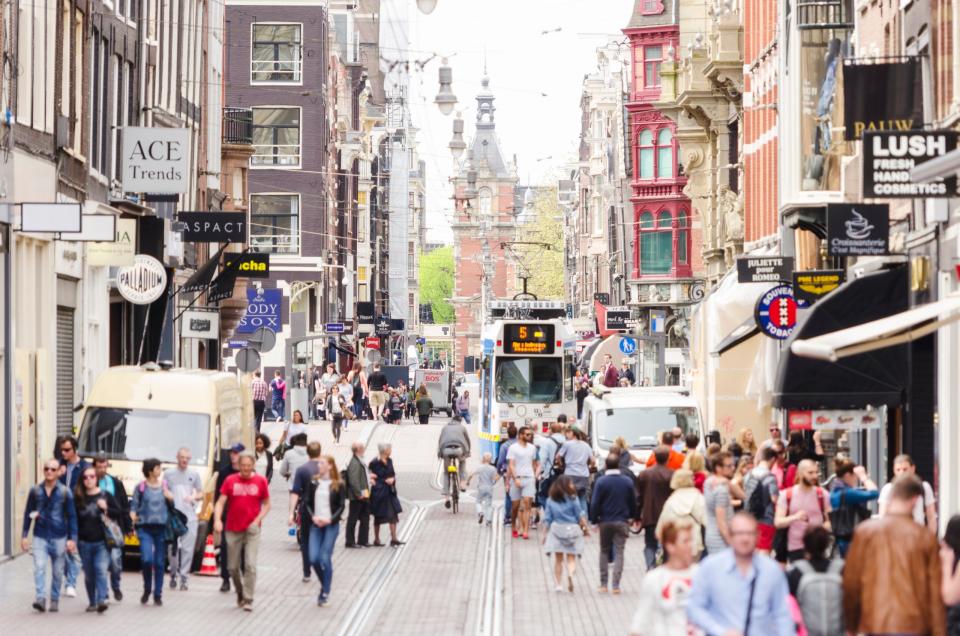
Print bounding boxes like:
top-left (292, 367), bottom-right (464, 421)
top-left (137, 525), bottom-right (166, 599)
top-left (272, 398), bottom-right (285, 420)
top-left (503, 482), bottom-right (512, 522)
top-left (77, 540), bottom-right (109, 607)
top-left (65, 549), bottom-right (80, 588)
top-left (309, 523), bottom-right (340, 596)
top-left (109, 546), bottom-right (122, 592)
top-left (32, 536), bottom-right (66, 602)
top-left (353, 396), bottom-right (364, 419)
top-left (459, 409), bottom-right (471, 424)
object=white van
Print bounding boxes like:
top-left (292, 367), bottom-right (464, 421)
top-left (76, 363), bottom-right (254, 565)
top-left (581, 386), bottom-right (705, 473)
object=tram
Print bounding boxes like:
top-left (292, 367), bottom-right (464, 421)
top-left (477, 301), bottom-right (577, 456)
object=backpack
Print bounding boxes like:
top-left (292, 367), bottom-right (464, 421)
top-left (793, 559), bottom-right (844, 636)
top-left (746, 473), bottom-right (775, 520)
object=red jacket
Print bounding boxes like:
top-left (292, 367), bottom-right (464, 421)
top-left (602, 364), bottom-right (619, 388)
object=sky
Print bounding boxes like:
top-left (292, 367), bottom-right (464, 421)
top-left (402, 0), bottom-right (636, 243)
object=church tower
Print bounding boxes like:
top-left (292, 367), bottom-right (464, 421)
top-left (450, 76), bottom-right (519, 372)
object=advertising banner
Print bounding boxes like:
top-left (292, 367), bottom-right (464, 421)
top-left (223, 252), bottom-right (270, 278)
top-left (862, 130), bottom-right (960, 198)
top-left (604, 306), bottom-right (631, 332)
top-left (122, 127), bottom-right (191, 193)
top-left (736, 256), bottom-right (794, 284)
top-left (178, 212), bottom-right (248, 243)
top-left (237, 288), bottom-right (281, 334)
top-left (842, 60), bottom-right (923, 141)
top-left (827, 204), bottom-right (890, 256)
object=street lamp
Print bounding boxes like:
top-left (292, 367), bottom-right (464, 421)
top-left (463, 150), bottom-right (478, 200)
top-left (417, 0), bottom-right (438, 14)
top-left (449, 112), bottom-right (466, 159)
top-left (435, 59), bottom-right (457, 116)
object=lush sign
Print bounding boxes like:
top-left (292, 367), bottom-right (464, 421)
top-left (862, 131), bottom-right (960, 198)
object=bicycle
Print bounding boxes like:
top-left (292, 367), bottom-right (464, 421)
top-left (447, 463), bottom-right (460, 514)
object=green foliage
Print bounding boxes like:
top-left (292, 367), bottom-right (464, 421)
top-left (520, 188), bottom-right (565, 300)
top-left (419, 245), bottom-right (455, 323)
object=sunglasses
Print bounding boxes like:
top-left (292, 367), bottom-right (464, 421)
top-left (43, 467), bottom-right (59, 472)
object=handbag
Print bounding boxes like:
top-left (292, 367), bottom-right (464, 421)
top-left (829, 490), bottom-right (868, 540)
top-left (101, 513), bottom-right (124, 549)
top-left (551, 522), bottom-right (584, 541)
top-left (164, 501), bottom-right (189, 543)
top-left (273, 444), bottom-right (286, 461)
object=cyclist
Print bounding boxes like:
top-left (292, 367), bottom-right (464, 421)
top-left (437, 415), bottom-right (471, 508)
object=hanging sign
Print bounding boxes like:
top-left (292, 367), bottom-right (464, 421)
top-left (604, 306), bottom-right (631, 332)
top-left (789, 408), bottom-right (883, 431)
top-left (178, 212), bottom-right (247, 243)
top-left (357, 302), bottom-right (375, 324)
top-left (364, 336), bottom-right (381, 350)
top-left (117, 254), bottom-right (167, 305)
top-left (181, 309), bottom-right (219, 339)
top-left (827, 204), bottom-right (890, 256)
top-left (375, 317), bottom-right (392, 336)
top-left (792, 270), bottom-right (845, 306)
top-left (755, 284), bottom-right (797, 340)
top-left (223, 252), bottom-right (269, 278)
top-left (737, 256), bottom-right (794, 284)
top-left (862, 130), bottom-right (960, 198)
top-left (122, 127), bottom-right (190, 193)
top-left (842, 60), bottom-right (923, 141)
top-left (237, 288), bottom-right (281, 333)
top-left (88, 218), bottom-right (136, 266)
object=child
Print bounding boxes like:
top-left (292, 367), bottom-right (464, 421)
top-left (467, 452), bottom-right (501, 526)
top-left (387, 389), bottom-right (404, 424)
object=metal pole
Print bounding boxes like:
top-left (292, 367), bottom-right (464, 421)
top-left (136, 305), bottom-right (152, 365)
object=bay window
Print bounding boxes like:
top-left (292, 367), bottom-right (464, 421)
top-left (657, 128), bottom-right (673, 178)
top-left (639, 129), bottom-right (654, 178)
top-left (638, 208), bottom-right (691, 275)
top-left (250, 194), bottom-right (300, 254)
top-left (644, 45), bottom-right (662, 87)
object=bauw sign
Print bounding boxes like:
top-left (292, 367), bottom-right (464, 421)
top-left (122, 127), bottom-right (190, 194)
top-left (237, 288), bottom-right (281, 334)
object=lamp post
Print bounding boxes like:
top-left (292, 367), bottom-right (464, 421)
top-left (449, 112), bottom-right (466, 159)
top-left (435, 59), bottom-right (457, 116)
top-left (416, 0), bottom-right (438, 14)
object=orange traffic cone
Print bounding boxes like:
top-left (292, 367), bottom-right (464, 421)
top-left (198, 534), bottom-right (218, 576)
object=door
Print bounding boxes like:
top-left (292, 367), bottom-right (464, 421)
top-left (56, 307), bottom-right (75, 436)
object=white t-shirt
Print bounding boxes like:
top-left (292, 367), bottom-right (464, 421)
top-left (285, 422), bottom-right (308, 439)
top-left (878, 480), bottom-right (935, 525)
top-left (507, 442), bottom-right (537, 478)
top-left (313, 478), bottom-right (332, 522)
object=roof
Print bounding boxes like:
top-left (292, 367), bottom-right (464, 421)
top-left (87, 366), bottom-right (242, 413)
top-left (584, 386), bottom-right (698, 409)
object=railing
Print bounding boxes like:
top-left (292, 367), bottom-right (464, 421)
top-left (796, 0), bottom-right (854, 29)
top-left (223, 108), bottom-right (253, 145)
top-left (251, 59), bottom-right (302, 83)
top-left (251, 145), bottom-right (301, 168)
top-left (250, 233), bottom-right (300, 255)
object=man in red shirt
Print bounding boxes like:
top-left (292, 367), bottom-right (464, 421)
top-left (601, 354), bottom-right (620, 388)
top-left (645, 431), bottom-right (686, 470)
top-left (214, 453), bottom-right (271, 611)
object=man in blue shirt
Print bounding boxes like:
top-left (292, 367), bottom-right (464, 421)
top-left (589, 454), bottom-right (638, 594)
top-left (57, 436), bottom-right (88, 598)
top-left (22, 458), bottom-right (78, 613)
top-left (688, 512), bottom-right (794, 636)
top-left (829, 459), bottom-right (879, 556)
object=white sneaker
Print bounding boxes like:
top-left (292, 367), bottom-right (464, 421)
top-left (553, 584), bottom-right (563, 593)
top-left (64, 586), bottom-right (77, 598)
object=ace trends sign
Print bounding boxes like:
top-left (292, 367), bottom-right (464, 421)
top-left (178, 212), bottom-right (248, 243)
top-left (863, 131), bottom-right (960, 198)
top-left (827, 204), bottom-right (890, 256)
top-left (122, 127), bottom-right (190, 193)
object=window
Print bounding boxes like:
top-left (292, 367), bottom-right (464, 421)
top-left (495, 357), bottom-right (564, 403)
top-left (250, 194), bottom-right (300, 254)
top-left (639, 211), bottom-right (673, 274)
top-left (90, 31), bottom-right (109, 175)
top-left (358, 283), bottom-right (369, 302)
top-left (641, 0), bottom-right (664, 13)
top-left (479, 187), bottom-right (492, 215)
top-left (357, 265), bottom-right (368, 282)
top-left (78, 408), bottom-right (210, 466)
top-left (644, 46), bottom-right (663, 87)
top-left (251, 24), bottom-right (302, 82)
top-left (677, 210), bottom-right (689, 265)
top-left (638, 129), bottom-right (654, 178)
top-left (657, 128), bottom-right (673, 178)
top-left (252, 107), bottom-right (301, 167)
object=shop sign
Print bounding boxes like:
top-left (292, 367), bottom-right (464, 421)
top-left (19, 202), bottom-right (82, 233)
top-left (862, 130), bottom-right (960, 198)
top-left (117, 254), bottom-right (167, 305)
top-left (842, 60), bottom-right (923, 141)
top-left (223, 252), bottom-right (269, 278)
top-left (178, 212), bottom-right (247, 243)
top-left (181, 309), bottom-right (219, 339)
top-left (237, 288), bottom-right (281, 334)
top-left (593, 292), bottom-right (610, 305)
top-left (357, 302), bottom-right (375, 324)
top-left (88, 217), bottom-right (136, 266)
top-left (364, 336), bottom-right (381, 350)
top-left (122, 127), bottom-right (190, 193)
top-left (605, 306), bottom-right (631, 331)
top-left (793, 270), bottom-right (845, 306)
top-left (754, 284), bottom-right (797, 340)
top-left (736, 256), bottom-right (794, 284)
top-left (827, 204), bottom-right (890, 256)
top-left (375, 317), bottom-right (392, 336)
top-left (788, 408), bottom-right (883, 431)
top-left (325, 323), bottom-right (344, 333)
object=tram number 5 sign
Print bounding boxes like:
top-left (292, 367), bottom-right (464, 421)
top-left (755, 284), bottom-right (798, 340)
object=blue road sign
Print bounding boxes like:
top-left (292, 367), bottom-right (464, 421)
top-left (619, 337), bottom-right (637, 355)
top-left (325, 323), bottom-right (345, 333)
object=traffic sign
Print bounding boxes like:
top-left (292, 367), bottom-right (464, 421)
top-left (416, 337), bottom-right (426, 345)
top-left (364, 336), bottom-right (381, 350)
top-left (247, 326), bottom-right (276, 353)
top-left (618, 337), bottom-right (637, 355)
top-left (235, 347), bottom-right (261, 373)
top-left (325, 323), bottom-right (345, 333)
top-left (755, 284), bottom-right (798, 340)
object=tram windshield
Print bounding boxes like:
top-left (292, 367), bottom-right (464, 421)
top-left (495, 357), bottom-right (564, 404)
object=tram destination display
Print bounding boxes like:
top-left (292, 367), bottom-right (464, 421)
top-left (503, 323), bottom-right (555, 355)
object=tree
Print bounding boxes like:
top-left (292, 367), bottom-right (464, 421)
top-left (516, 188), bottom-right (564, 299)
top-left (419, 245), bottom-right (455, 323)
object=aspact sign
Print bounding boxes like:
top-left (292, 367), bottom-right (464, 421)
top-left (178, 212), bottom-right (248, 243)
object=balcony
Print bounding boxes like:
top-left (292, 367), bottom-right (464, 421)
top-left (223, 108), bottom-right (253, 145)
top-left (796, 0), bottom-right (854, 30)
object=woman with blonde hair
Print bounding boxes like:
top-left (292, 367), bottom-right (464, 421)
top-left (655, 470), bottom-right (707, 559)
top-left (304, 455), bottom-right (345, 606)
top-left (736, 427), bottom-right (758, 458)
top-left (731, 455), bottom-right (754, 510)
top-left (611, 436), bottom-right (637, 472)
top-left (682, 452), bottom-right (708, 493)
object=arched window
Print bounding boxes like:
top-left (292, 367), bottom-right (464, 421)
top-left (657, 129), bottom-right (673, 178)
top-left (640, 210), bottom-right (673, 274)
top-left (478, 187), bottom-right (492, 216)
top-left (677, 210), bottom-right (689, 265)
top-left (638, 129), bottom-right (654, 178)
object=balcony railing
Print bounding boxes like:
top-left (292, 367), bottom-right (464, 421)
top-left (250, 233), bottom-right (300, 255)
top-left (251, 145), bottom-right (301, 168)
top-left (223, 108), bottom-right (253, 145)
top-left (796, 0), bottom-right (854, 30)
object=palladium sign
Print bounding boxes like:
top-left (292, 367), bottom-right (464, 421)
top-left (117, 254), bottom-right (168, 305)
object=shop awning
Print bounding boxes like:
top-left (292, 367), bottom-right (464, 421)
top-left (711, 317), bottom-right (760, 356)
top-left (791, 293), bottom-right (960, 361)
top-left (773, 265), bottom-right (909, 410)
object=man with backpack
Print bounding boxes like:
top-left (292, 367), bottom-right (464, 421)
top-left (786, 526), bottom-right (844, 636)
top-left (775, 459), bottom-right (832, 563)
top-left (534, 420), bottom-right (566, 511)
top-left (23, 458), bottom-right (79, 613)
top-left (744, 446), bottom-right (780, 555)
top-left (828, 459), bottom-right (878, 557)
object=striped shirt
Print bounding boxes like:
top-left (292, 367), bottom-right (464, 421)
top-left (251, 378), bottom-right (268, 401)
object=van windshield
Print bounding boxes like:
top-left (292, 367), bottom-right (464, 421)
top-left (78, 407), bottom-right (210, 466)
top-left (595, 406), bottom-right (700, 451)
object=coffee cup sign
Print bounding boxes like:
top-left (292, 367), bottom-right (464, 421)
top-left (122, 127), bottom-right (191, 194)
